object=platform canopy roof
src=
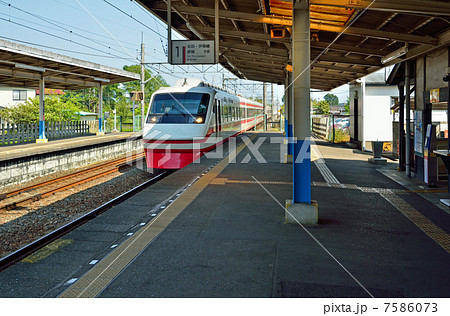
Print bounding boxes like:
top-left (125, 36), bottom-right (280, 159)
top-left (0, 39), bottom-right (140, 90)
top-left (138, 0), bottom-right (450, 91)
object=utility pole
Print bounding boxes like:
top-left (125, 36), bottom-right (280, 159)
top-left (140, 35), bottom-right (145, 131)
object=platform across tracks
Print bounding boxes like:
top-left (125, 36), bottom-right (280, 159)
top-left (0, 132), bottom-right (140, 162)
top-left (0, 132), bottom-right (449, 297)
top-left (0, 132), bottom-right (143, 190)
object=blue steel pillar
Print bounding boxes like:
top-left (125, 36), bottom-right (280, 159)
top-left (36, 76), bottom-right (48, 143)
top-left (97, 82), bottom-right (104, 135)
top-left (286, 0), bottom-right (318, 225)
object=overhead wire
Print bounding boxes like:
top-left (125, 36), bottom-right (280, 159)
top-left (80, 2), bottom-right (241, 118)
top-left (131, 0), bottom-right (168, 56)
top-left (101, 0), bottom-right (169, 40)
top-left (0, 11), bottom-right (130, 50)
top-left (0, 0), bottom-right (253, 97)
top-left (50, 0), bottom-right (169, 40)
top-left (0, 0), bottom-right (145, 57)
top-left (0, 0), bottom-right (167, 57)
top-left (0, 16), bottom-right (134, 61)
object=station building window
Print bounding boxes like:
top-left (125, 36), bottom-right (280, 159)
top-left (12, 90), bottom-right (27, 101)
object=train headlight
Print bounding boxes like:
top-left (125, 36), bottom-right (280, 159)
top-left (194, 116), bottom-right (203, 124)
top-left (147, 116), bottom-right (162, 124)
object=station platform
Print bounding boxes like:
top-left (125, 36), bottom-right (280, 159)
top-left (0, 132), bottom-right (143, 189)
top-left (0, 132), bottom-right (449, 298)
top-left (0, 132), bottom-right (141, 162)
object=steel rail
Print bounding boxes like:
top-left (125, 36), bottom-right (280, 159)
top-left (0, 170), bottom-right (172, 272)
top-left (0, 153), bottom-right (145, 211)
top-left (0, 152), bottom-right (145, 201)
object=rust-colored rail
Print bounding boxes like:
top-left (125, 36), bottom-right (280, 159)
top-left (0, 152), bottom-right (145, 211)
top-left (0, 170), bottom-right (170, 272)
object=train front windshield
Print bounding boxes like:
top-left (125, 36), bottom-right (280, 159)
top-left (147, 92), bottom-right (210, 124)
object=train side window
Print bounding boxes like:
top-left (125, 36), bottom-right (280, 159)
top-left (223, 105), bottom-right (228, 122)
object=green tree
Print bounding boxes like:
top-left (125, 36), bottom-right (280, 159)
top-left (115, 96), bottom-right (132, 122)
top-left (249, 97), bottom-right (263, 103)
top-left (323, 93), bottom-right (339, 106)
top-left (62, 88), bottom-right (98, 113)
top-left (122, 65), bottom-right (168, 114)
top-left (344, 96), bottom-right (350, 114)
top-left (311, 98), bottom-right (330, 114)
top-left (0, 96), bottom-right (81, 124)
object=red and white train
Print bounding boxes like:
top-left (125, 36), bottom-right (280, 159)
top-left (143, 78), bottom-right (264, 169)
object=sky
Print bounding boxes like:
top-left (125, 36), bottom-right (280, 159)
top-left (0, 0), bottom-right (349, 104)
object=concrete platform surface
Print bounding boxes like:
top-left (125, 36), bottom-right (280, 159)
top-left (0, 132), bottom-right (449, 298)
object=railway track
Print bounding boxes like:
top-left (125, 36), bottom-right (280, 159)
top-left (0, 165), bottom-right (171, 272)
top-left (0, 152), bottom-right (145, 212)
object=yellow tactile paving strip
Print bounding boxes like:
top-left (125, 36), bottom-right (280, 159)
top-left (377, 190), bottom-right (450, 254)
top-left (211, 179), bottom-right (450, 254)
top-left (58, 135), bottom-right (253, 298)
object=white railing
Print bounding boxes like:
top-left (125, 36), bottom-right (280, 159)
top-left (0, 121), bottom-right (96, 145)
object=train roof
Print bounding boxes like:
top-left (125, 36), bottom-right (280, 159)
top-left (155, 78), bottom-right (233, 95)
top-left (154, 78), bottom-right (263, 108)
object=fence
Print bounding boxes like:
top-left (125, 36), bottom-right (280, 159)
top-left (311, 116), bottom-right (330, 139)
top-left (0, 121), bottom-right (96, 146)
top-left (311, 114), bottom-right (350, 143)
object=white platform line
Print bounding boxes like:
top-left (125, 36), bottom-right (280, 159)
top-left (311, 140), bottom-right (340, 185)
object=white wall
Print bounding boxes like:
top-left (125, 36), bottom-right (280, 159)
top-left (0, 87), bottom-right (36, 108)
top-left (362, 85), bottom-right (398, 148)
top-left (365, 85), bottom-right (398, 97)
top-left (363, 95), bottom-right (394, 144)
top-left (349, 77), bottom-right (398, 149)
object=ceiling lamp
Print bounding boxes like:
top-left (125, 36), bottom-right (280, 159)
top-left (381, 45), bottom-right (408, 64)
